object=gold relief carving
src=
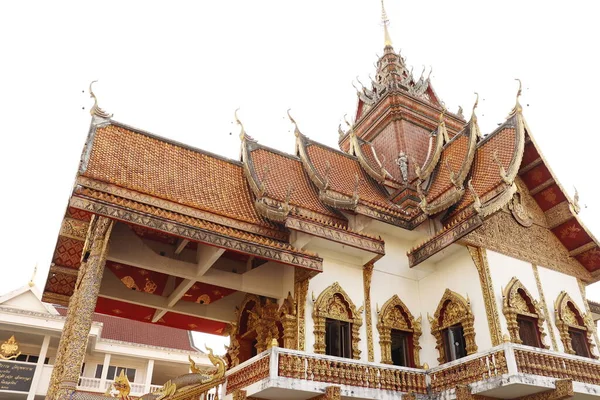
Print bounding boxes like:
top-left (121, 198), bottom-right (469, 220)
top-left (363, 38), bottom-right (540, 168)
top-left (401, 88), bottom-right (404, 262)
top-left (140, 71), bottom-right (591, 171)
top-left (377, 295), bottom-right (422, 367)
top-left (279, 291), bottom-right (298, 350)
top-left (514, 177), bottom-right (547, 228)
top-left (532, 265), bottom-right (559, 351)
top-left (120, 276), bottom-right (139, 290)
top-left (545, 202), bottom-right (572, 229)
top-left (501, 277), bottom-right (549, 348)
top-left (554, 291), bottom-right (597, 358)
top-left (509, 192), bottom-right (533, 227)
top-left (429, 289), bottom-right (477, 363)
top-left (60, 217), bottom-right (89, 241)
top-left (467, 246), bottom-right (502, 347)
top-left (0, 336), bottom-right (21, 360)
top-left (461, 210), bottom-right (591, 281)
top-left (577, 279), bottom-right (600, 352)
top-left (363, 264), bottom-right (375, 362)
top-left (313, 282), bottom-right (363, 359)
top-left (295, 268), bottom-right (311, 351)
top-left (48, 216), bottom-right (114, 399)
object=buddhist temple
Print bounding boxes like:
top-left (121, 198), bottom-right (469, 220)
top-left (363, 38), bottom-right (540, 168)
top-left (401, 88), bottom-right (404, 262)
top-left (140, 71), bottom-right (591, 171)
top-left (41, 1), bottom-right (600, 399)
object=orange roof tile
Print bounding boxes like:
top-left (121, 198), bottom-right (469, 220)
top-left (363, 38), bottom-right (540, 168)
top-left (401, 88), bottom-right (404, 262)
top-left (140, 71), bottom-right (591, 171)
top-left (84, 123), bottom-right (271, 228)
top-left (249, 147), bottom-right (340, 219)
top-left (426, 134), bottom-right (469, 201)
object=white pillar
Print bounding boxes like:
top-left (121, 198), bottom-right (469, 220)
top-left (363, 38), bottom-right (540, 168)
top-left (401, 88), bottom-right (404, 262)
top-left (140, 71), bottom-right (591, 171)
top-left (144, 359), bottom-right (155, 393)
top-left (27, 335), bottom-right (50, 400)
top-left (99, 353), bottom-right (112, 390)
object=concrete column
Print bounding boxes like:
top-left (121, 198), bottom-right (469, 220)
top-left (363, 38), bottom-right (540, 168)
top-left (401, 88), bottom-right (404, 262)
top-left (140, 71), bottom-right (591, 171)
top-left (27, 335), bottom-right (50, 400)
top-left (99, 353), bottom-right (111, 390)
top-left (144, 359), bottom-right (155, 393)
top-left (47, 216), bottom-right (114, 399)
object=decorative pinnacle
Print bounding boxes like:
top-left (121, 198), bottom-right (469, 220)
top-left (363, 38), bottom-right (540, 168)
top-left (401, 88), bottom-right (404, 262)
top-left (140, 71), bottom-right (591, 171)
top-left (381, 0), bottom-right (393, 47)
top-left (234, 108), bottom-right (246, 140)
top-left (28, 263), bottom-right (37, 288)
top-left (511, 78), bottom-right (523, 115)
top-left (89, 80), bottom-right (113, 119)
top-left (287, 109), bottom-right (302, 137)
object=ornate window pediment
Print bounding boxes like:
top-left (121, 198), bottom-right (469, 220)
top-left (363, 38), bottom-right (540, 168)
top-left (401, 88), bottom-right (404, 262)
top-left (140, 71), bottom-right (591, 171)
top-left (377, 295), bottom-right (422, 367)
top-left (313, 282), bottom-right (363, 359)
top-left (502, 277), bottom-right (548, 348)
top-left (554, 291), bottom-right (597, 359)
top-left (429, 289), bottom-right (477, 363)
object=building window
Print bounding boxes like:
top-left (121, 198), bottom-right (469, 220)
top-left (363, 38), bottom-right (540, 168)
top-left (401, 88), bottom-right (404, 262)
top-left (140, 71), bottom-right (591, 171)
top-left (442, 324), bottom-right (467, 362)
top-left (96, 365), bottom-right (136, 382)
top-left (517, 316), bottom-right (542, 348)
top-left (325, 318), bottom-right (352, 359)
top-left (570, 329), bottom-right (591, 358)
top-left (390, 329), bottom-right (413, 367)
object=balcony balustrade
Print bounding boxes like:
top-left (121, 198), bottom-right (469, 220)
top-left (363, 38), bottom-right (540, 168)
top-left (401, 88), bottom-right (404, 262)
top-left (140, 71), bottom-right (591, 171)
top-left (222, 344), bottom-right (600, 399)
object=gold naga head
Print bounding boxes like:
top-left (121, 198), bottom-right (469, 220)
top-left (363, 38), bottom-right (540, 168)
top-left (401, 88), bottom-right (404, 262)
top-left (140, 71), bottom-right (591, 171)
top-left (113, 370), bottom-right (131, 397)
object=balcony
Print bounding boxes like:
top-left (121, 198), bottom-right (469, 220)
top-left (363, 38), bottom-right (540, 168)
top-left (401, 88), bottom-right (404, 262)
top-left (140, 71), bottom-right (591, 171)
top-left (76, 376), bottom-right (162, 396)
top-left (222, 344), bottom-right (600, 399)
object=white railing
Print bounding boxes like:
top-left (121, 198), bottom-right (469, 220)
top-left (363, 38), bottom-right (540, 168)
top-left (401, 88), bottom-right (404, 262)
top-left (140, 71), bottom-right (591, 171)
top-left (77, 377), bottom-right (148, 395)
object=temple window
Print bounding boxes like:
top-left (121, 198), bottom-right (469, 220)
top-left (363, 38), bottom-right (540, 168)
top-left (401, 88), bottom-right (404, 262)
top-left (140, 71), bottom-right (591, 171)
top-left (442, 324), bottom-right (467, 361)
top-left (313, 282), bottom-right (363, 360)
top-left (502, 278), bottom-right (548, 349)
top-left (429, 289), bottom-right (477, 364)
top-left (325, 318), bottom-right (352, 358)
top-left (555, 291), bottom-right (596, 359)
top-left (377, 295), bottom-right (422, 367)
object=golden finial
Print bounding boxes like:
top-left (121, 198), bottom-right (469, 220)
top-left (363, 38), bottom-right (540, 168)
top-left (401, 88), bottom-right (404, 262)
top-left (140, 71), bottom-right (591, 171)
top-left (502, 333), bottom-right (511, 343)
top-left (28, 263), bottom-right (37, 288)
top-left (311, 291), bottom-right (316, 302)
top-left (572, 186), bottom-right (580, 214)
top-left (234, 108), bottom-right (246, 140)
top-left (287, 109), bottom-right (302, 138)
top-left (89, 80), bottom-right (113, 119)
top-left (510, 78), bottom-right (523, 115)
top-left (472, 92), bottom-right (479, 112)
top-left (381, 0), bottom-right (393, 47)
top-left (270, 338), bottom-right (278, 348)
top-left (423, 363), bottom-right (430, 370)
top-left (376, 303), bottom-right (380, 314)
top-left (439, 107), bottom-right (447, 125)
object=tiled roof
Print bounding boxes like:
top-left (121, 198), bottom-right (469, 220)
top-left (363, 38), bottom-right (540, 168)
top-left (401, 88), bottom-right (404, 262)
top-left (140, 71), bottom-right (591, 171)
top-left (450, 124), bottom-right (517, 216)
top-left (56, 307), bottom-right (197, 351)
top-left (84, 123), bottom-right (272, 229)
top-left (304, 142), bottom-right (395, 210)
top-left (426, 134), bottom-right (469, 201)
top-left (249, 147), bottom-right (340, 219)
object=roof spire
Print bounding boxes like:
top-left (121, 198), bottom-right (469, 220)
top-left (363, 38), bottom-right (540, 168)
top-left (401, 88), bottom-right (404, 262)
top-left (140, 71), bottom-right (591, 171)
top-left (89, 80), bottom-right (113, 119)
top-left (509, 78), bottom-right (523, 116)
top-left (381, 0), bottom-right (393, 48)
top-left (234, 108), bottom-right (246, 140)
top-left (28, 263), bottom-right (37, 288)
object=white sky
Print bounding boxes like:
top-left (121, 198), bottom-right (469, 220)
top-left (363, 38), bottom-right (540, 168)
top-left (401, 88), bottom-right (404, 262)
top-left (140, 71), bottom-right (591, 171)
top-left (1, 1), bottom-right (600, 350)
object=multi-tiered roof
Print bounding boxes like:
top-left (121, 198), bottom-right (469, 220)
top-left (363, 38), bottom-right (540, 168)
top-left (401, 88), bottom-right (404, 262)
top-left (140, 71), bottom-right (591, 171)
top-left (43, 2), bottom-right (600, 334)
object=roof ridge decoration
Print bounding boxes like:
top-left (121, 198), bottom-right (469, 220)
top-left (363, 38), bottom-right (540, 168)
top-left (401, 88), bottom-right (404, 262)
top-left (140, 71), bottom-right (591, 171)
top-left (348, 127), bottom-right (392, 184)
top-left (416, 94), bottom-right (480, 215)
top-left (89, 80), bottom-right (113, 120)
top-left (240, 110), bottom-right (292, 222)
top-left (413, 108), bottom-right (447, 183)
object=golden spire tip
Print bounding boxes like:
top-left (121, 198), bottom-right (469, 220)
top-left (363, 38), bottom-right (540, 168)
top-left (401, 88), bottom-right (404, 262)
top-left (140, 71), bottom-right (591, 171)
top-left (381, 0), bottom-right (393, 47)
top-left (234, 108), bottom-right (246, 140)
top-left (28, 263), bottom-right (37, 287)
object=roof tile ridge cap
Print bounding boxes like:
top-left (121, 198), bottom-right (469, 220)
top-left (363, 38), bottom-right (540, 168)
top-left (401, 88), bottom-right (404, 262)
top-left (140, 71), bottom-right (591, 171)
top-left (109, 119), bottom-right (244, 166)
top-left (307, 136), bottom-right (362, 161)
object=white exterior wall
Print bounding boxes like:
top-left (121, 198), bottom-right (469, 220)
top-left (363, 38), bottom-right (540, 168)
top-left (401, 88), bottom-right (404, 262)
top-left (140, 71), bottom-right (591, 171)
top-left (486, 251), bottom-right (542, 339)
top-left (305, 250), bottom-right (366, 360)
top-left (536, 265), bottom-right (599, 356)
top-left (417, 247), bottom-right (490, 367)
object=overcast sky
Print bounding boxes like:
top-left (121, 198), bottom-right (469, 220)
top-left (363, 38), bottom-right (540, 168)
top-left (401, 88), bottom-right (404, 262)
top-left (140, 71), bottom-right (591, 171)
top-left (1, 1), bottom-right (599, 349)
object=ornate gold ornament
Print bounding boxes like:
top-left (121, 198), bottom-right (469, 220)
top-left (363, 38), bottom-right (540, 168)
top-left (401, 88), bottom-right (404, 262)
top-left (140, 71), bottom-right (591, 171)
top-left (89, 80), bottom-right (113, 119)
top-left (428, 289), bottom-right (477, 363)
top-left (112, 370), bottom-right (131, 398)
top-left (377, 295), bottom-right (422, 367)
top-left (578, 279), bottom-right (600, 351)
top-left (532, 265), bottom-right (559, 351)
top-left (467, 246), bottom-right (502, 346)
top-left (313, 282), bottom-right (363, 359)
top-left (509, 191), bottom-right (533, 227)
top-left (295, 268), bottom-right (311, 351)
top-left (0, 336), bottom-right (21, 360)
top-left (554, 291), bottom-right (597, 358)
top-left (501, 277), bottom-right (548, 348)
top-left (363, 264), bottom-right (375, 362)
top-left (279, 291), bottom-right (298, 350)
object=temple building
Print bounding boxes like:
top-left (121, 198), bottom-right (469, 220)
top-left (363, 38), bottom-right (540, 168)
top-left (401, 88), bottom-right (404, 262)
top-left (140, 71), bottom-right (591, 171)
top-left (40, 2), bottom-right (600, 399)
top-left (0, 280), bottom-right (211, 399)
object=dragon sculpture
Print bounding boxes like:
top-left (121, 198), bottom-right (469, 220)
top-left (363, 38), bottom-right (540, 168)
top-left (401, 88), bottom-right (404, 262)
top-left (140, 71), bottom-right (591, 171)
top-left (139, 345), bottom-right (227, 400)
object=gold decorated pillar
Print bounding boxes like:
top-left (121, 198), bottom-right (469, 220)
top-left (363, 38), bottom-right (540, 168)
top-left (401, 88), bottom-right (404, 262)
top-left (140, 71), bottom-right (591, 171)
top-left (47, 216), bottom-right (114, 399)
top-left (294, 268), bottom-right (311, 351)
top-left (363, 264), bottom-right (375, 362)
